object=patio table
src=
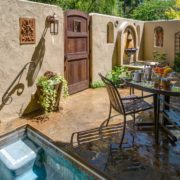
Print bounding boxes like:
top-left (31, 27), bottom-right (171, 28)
top-left (123, 79), bottom-right (180, 144)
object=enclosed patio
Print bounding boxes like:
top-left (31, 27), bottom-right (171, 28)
top-left (0, 87), bottom-right (179, 179)
top-left (0, 0), bottom-right (180, 179)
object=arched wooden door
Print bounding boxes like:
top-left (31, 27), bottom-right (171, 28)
top-left (64, 10), bottom-right (89, 94)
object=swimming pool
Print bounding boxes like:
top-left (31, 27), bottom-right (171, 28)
top-left (0, 126), bottom-right (106, 180)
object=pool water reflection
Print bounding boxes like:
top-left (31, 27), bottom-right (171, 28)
top-left (71, 121), bottom-right (180, 180)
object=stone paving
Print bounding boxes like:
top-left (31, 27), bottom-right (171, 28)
top-left (0, 87), bottom-right (180, 180)
top-left (0, 88), bottom-right (130, 141)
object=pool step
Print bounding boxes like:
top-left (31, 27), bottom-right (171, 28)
top-left (0, 139), bottom-right (40, 179)
top-left (15, 169), bottom-right (38, 180)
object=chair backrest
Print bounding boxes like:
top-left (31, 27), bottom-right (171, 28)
top-left (99, 73), bottom-right (125, 114)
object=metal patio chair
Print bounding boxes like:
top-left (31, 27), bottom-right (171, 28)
top-left (160, 98), bottom-right (180, 143)
top-left (99, 73), bottom-right (155, 147)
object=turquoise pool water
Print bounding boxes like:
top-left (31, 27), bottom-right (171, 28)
top-left (0, 128), bottom-right (104, 180)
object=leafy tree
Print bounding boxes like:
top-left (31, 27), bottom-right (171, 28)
top-left (121, 0), bottom-right (144, 17)
top-left (30, 0), bottom-right (178, 21)
top-left (130, 0), bottom-right (175, 20)
top-left (31, 0), bottom-right (117, 15)
top-left (165, 0), bottom-right (180, 19)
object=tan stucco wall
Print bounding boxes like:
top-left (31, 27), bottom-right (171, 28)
top-left (144, 20), bottom-right (180, 66)
top-left (1, 3), bottom-right (180, 122)
top-left (89, 13), bottom-right (144, 82)
top-left (0, 0), bottom-right (64, 122)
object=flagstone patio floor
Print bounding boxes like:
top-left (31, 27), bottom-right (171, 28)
top-left (0, 87), bottom-right (180, 180)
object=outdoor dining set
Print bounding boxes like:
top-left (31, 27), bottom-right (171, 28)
top-left (99, 64), bottom-right (180, 147)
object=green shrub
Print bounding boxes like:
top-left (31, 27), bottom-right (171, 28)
top-left (153, 52), bottom-right (167, 65)
top-left (106, 66), bottom-right (131, 87)
top-left (90, 80), bottom-right (105, 89)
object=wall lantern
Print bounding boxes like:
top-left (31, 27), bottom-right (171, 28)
top-left (47, 13), bottom-right (58, 35)
top-left (114, 20), bottom-right (119, 28)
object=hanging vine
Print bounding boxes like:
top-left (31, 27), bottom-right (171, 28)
top-left (37, 71), bottom-right (68, 113)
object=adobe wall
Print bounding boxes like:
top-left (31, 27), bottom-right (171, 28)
top-left (89, 13), bottom-right (144, 82)
top-left (0, 0), bottom-right (64, 122)
top-left (1, 2), bottom-right (180, 122)
top-left (144, 20), bottom-right (180, 66)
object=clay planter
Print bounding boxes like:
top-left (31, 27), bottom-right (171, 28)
top-left (37, 82), bottom-right (62, 112)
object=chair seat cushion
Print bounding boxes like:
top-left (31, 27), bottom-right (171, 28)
top-left (164, 109), bottom-right (180, 127)
top-left (123, 96), bottom-right (153, 114)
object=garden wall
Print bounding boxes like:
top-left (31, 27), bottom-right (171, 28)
top-left (144, 20), bottom-right (180, 66)
top-left (1, 1), bottom-right (180, 122)
top-left (89, 13), bottom-right (144, 82)
top-left (0, 0), bottom-right (64, 122)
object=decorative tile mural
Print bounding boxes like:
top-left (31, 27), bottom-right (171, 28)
top-left (19, 18), bottom-right (36, 44)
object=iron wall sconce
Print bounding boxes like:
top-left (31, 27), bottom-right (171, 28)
top-left (47, 13), bottom-right (58, 35)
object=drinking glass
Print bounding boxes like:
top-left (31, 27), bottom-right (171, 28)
top-left (151, 72), bottom-right (160, 88)
top-left (171, 79), bottom-right (177, 87)
top-left (142, 73), bottom-right (147, 86)
top-left (168, 72), bottom-right (178, 88)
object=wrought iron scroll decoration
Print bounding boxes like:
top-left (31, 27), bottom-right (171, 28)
top-left (1, 62), bottom-right (36, 105)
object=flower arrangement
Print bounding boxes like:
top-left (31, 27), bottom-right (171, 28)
top-left (36, 71), bottom-right (68, 113)
top-left (153, 66), bottom-right (173, 77)
top-left (153, 51), bottom-right (167, 66)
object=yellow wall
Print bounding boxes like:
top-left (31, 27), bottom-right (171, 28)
top-left (90, 13), bottom-right (144, 82)
top-left (144, 20), bottom-right (180, 66)
top-left (90, 14), bottom-right (180, 82)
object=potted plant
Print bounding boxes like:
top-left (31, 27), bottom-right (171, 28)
top-left (153, 51), bottom-right (168, 66)
top-left (106, 66), bottom-right (131, 87)
top-left (36, 71), bottom-right (68, 113)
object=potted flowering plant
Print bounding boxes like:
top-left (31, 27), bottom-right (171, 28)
top-left (36, 71), bottom-right (68, 113)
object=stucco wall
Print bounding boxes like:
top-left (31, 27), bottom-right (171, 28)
top-left (144, 20), bottom-right (180, 66)
top-left (89, 13), bottom-right (144, 82)
top-left (0, 0), bottom-right (64, 122)
top-left (1, 2), bottom-right (180, 122)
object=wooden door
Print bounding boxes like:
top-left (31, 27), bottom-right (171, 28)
top-left (64, 10), bottom-right (89, 94)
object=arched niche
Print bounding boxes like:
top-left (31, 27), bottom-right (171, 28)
top-left (117, 22), bottom-right (138, 65)
top-left (136, 25), bottom-right (141, 46)
top-left (154, 26), bottom-right (163, 47)
top-left (107, 22), bottom-right (114, 43)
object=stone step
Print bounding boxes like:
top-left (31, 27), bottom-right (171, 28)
top-left (15, 169), bottom-right (38, 180)
top-left (0, 138), bottom-right (40, 179)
